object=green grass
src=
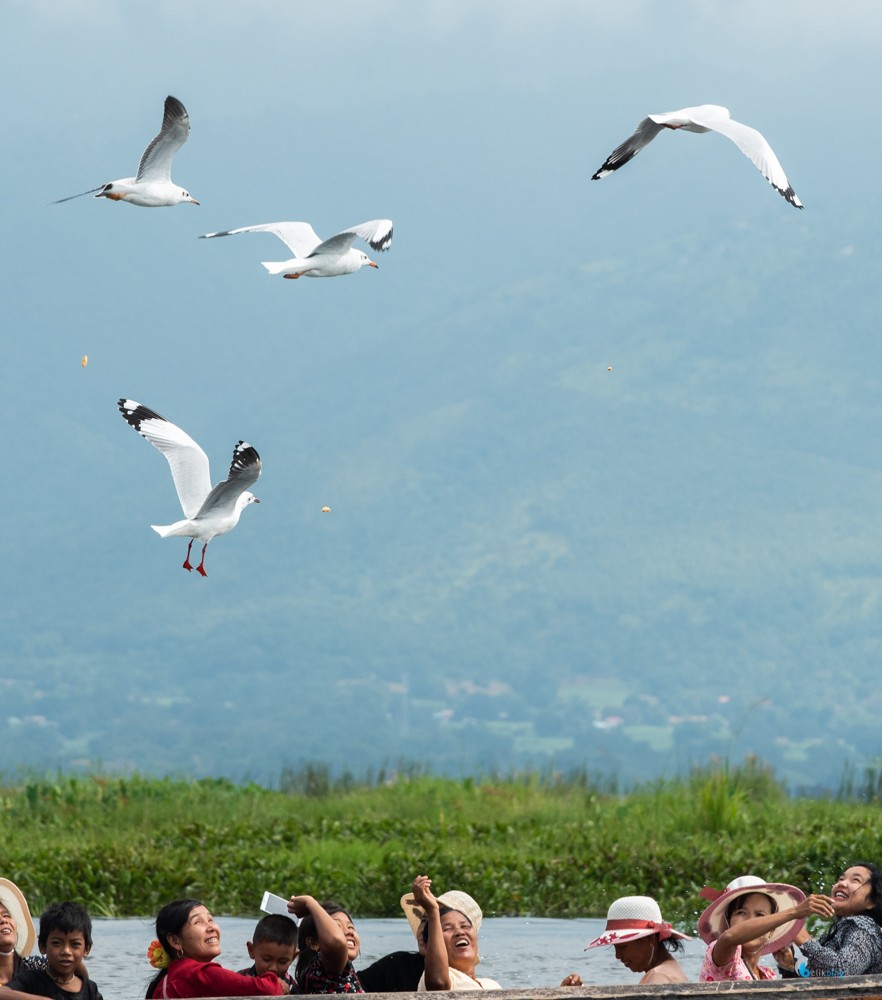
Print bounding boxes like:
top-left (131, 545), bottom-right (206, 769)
top-left (2, 759), bottom-right (881, 926)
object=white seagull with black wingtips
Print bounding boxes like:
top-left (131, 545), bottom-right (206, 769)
top-left (199, 218), bottom-right (393, 278)
top-left (55, 96), bottom-right (198, 207)
top-left (592, 104), bottom-right (803, 208)
top-left (117, 399), bottom-right (260, 577)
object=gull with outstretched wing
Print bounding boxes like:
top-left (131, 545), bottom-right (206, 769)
top-left (592, 104), bottom-right (802, 208)
top-left (200, 218), bottom-right (393, 278)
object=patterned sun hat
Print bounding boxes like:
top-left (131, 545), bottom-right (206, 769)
top-left (585, 895), bottom-right (691, 950)
top-left (697, 874), bottom-right (806, 956)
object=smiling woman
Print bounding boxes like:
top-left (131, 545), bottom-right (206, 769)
top-left (794, 862), bottom-right (882, 976)
top-left (408, 876), bottom-right (501, 991)
top-left (145, 900), bottom-right (287, 998)
top-left (0, 878), bottom-right (40, 987)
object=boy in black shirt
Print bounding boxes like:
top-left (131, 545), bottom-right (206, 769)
top-left (2, 902), bottom-right (101, 1000)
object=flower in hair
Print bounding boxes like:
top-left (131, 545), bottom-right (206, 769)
top-left (147, 940), bottom-right (170, 970)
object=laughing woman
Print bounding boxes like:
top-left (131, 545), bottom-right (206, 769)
top-left (794, 862), bottom-right (882, 976)
top-left (409, 876), bottom-right (501, 991)
top-left (0, 879), bottom-right (41, 987)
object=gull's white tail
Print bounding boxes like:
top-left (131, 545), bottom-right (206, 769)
top-left (151, 520), bottom-right (191, 538)
top-left (261, 260), bottom-right (293, 275)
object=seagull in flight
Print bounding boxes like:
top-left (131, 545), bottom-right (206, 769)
top-left (117, 399), bottom-right (260, 577)
top-left (592, 105), bottom-right (803, 208)
top-left (199, 219), bottom-right (393, 278)
top-left (55, 96), bottom-right (198, 207)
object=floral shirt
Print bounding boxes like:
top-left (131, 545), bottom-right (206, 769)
top-left (299, 957), bottom-right (363, 994)
top-left (800, 915), bottom-right (882, 977)
top-left (699, 940), bottom-right (777, 982)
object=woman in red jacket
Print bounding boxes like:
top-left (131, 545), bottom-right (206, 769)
top-left (146, 899), bottom-right (289, 998)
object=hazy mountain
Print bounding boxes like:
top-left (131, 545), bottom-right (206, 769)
top-left (5, 201), bottom-right (882, 793)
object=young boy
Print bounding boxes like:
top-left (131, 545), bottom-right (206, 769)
top-left (238, 914), bottom-right (299, 993)
top-left (1, 902), bottom-right (101, 1000)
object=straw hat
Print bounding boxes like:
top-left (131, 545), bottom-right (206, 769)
top-left (585, 895), bottom-right (690, 950)
top-left (697, 874), bottom-right (806, 956)
top-left (0, 878), bottom-right (35, 956)
top-left (401, 889), bottom-right (483, 938)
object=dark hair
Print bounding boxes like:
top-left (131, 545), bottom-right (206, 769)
top-left (146, 898), bottom-right (203, 999)
top-left (841, 861), bottom-right (882, 927)
top-left (253, 913), bottom-right (299, 950)
top-left (658, 934), bottom-right (685, 955)
top-left (37, 901), bottom-right (92, 950)
top-left (725, 891), bottom-right (778, 925)
top-left (294, 901), bottom-right (350, 983)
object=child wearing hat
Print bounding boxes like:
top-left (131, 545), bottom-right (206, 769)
top-left (585, 895), bottom-right (690, 984)
top-left (697, 874), bottom-right (815, 981)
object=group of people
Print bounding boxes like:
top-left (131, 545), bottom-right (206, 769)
top-left (587, 861), bottom-right (882, 985)
top-left (1, 863), bottom-right (881, 999)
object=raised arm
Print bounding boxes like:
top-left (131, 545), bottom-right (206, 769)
top-left (713, 894), bottom-right (834, 968)
top-left (412, 874), bottom-right (450, 990)
top-left (288, 894), bottom-right (349, 975)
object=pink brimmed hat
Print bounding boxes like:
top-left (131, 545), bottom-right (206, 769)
top-left (585, 896), bottom-right (690, 950)
top-left (697, 875), bottom-right (806, 956)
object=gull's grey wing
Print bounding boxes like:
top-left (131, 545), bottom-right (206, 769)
top-left (136, 96), bottom-right (191, 183)
top-left (312, 219), bottom-right (394, 256)
top-left (200, 222), bottom-right (322, 258)
top-left (196, 442), bottom-right (262, 518)
top-left (689, 109), bottom-right (803, 208)
top-left (118, 398), bottom-right (211, 518)
top-left (592, 117), bottom-right (666, 179)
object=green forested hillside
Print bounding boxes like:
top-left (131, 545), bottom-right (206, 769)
top-left (6, 212), bottom-right (882, 789)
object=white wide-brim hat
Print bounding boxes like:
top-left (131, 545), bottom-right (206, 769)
top-left (697, 874), bottom-right (806, 956)
top-left (585, 895), bottom-right (690, 950)
top-left (0, 878), bottom-right (35, 956)
top-left (401, 889), bottom-right (483, 937)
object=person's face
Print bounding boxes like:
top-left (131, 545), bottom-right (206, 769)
top-left (42, 929), bottom-right (90, 979)
top-left (831, 866), bottom-right (875, 917)
top-left (168, 905), bottom-right (222, 962)
top-left (247, 939), bottom-right (297, 978)
top-left (440, 910), bottom-right (478, 972)
top-left (332, 911), bottom-right (360, 962)
top-left (728, 893), bottom-right (776, 952)
top-left (0, 906), bottom-right (17, 953)
top-left (613, 935), bottom-right (656, 974)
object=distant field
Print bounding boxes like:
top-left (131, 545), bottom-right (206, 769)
top-left (3, 761), bottom-right (880, 926)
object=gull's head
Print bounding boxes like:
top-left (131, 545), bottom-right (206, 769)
top-left (178, 187), bottom-right (199, 205)
top-left (239, 491), bottom-right (260, 510)
top-left (357, 251), bottom-right (378, 270)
